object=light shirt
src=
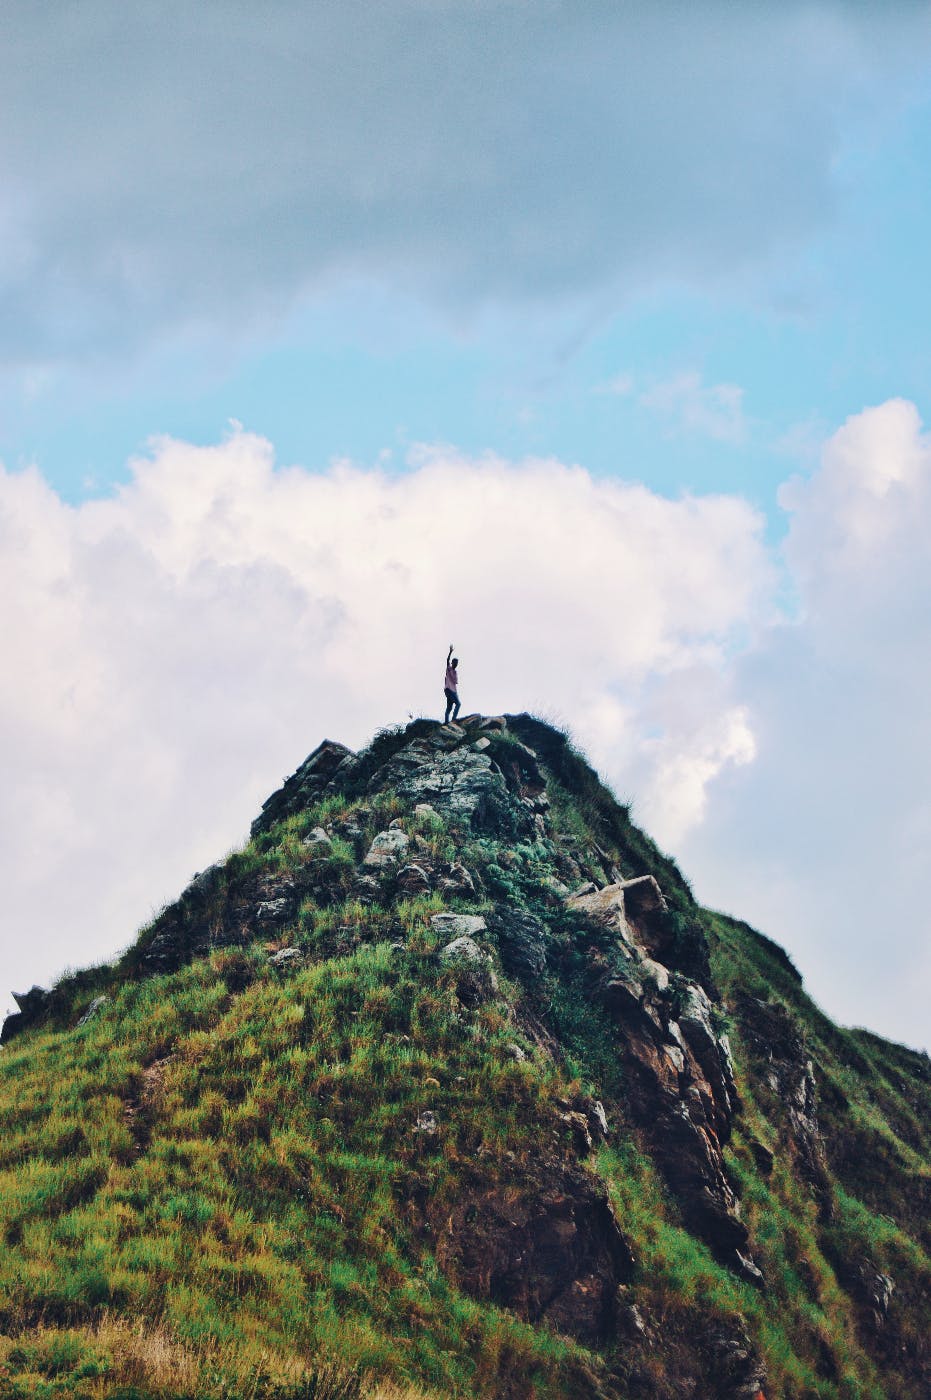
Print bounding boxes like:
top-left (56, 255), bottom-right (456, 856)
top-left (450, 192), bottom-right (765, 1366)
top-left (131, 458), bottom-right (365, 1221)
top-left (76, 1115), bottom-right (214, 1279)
top-left (445, 665), bottom-right (458, 692)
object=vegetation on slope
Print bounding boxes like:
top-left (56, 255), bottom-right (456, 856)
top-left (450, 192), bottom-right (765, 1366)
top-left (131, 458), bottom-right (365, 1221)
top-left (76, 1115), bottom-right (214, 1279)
top-left (0, 715), bottom-right (927, 1398)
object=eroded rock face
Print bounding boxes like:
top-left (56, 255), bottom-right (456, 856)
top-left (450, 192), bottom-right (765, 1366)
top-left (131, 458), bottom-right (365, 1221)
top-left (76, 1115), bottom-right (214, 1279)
top-left (735, 993), bottom-right (832, 1211)
top-left (429, 1165), bottom-right (635, 1347)
top-left (251, 740), bottom-right (356, 837)
top-left (567, 884), bottom-right (760, 1282)
top-left (0, 985), bottom-right (52, 1043)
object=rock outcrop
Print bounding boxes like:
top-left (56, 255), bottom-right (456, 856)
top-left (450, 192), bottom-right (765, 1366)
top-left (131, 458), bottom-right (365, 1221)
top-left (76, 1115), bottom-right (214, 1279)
top-left (566, 881), bottom-right (759, 1281)
top-left (425, 1163), bottom-right (636, 1348)
top-left (734, 992), bottom-right (832, 1212)
top-left (251, 739), bottom-right (356, 837)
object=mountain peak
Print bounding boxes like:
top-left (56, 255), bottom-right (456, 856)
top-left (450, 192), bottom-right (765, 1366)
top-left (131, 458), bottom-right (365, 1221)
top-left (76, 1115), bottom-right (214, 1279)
top-left (0, 713), bottom-right (928, 1398)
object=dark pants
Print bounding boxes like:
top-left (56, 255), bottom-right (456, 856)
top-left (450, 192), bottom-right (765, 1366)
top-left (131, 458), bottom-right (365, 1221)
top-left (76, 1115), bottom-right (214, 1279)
top-left (444, 688), bottom-right (461, 723)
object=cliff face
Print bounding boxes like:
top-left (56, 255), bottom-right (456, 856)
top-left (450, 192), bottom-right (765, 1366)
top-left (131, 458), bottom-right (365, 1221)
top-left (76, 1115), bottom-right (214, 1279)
top-left (1, 714), bottom-right (929, 1400)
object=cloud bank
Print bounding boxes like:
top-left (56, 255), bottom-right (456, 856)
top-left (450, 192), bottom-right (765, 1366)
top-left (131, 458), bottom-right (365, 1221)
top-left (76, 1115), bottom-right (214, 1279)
top-left (1, 400), bottom-right (929, 1049)
top-left (2, 1), bottom-right (929, 365)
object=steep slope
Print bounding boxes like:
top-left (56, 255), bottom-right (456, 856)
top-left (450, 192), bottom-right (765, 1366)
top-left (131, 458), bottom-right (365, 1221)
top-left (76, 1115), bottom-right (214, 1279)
top-left (1, 714), bottom-right (928, 1400)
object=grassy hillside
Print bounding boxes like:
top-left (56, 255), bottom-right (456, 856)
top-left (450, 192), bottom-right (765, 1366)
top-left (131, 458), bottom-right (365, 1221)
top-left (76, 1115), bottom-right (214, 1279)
top-left (0, 716), bottom-right (927, 1399)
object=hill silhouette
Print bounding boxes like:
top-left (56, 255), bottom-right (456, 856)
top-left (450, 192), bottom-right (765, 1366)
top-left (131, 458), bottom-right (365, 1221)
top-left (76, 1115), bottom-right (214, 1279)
top-left (1, 714), bottom-right (928, 1399)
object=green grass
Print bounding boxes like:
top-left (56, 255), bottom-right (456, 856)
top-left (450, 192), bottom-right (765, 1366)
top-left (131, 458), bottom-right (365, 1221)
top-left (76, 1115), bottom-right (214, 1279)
top-left (1, 714), bottom-right (928, 1398)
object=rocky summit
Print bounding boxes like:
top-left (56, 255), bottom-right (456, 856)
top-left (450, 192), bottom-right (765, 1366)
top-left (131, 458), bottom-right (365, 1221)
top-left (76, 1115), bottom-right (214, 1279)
top-left (1, 715), bottom-right (929, 1400)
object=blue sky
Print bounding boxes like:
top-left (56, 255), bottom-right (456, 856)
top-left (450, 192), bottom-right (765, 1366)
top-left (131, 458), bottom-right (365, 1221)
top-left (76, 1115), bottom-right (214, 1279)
top-left (2, 2), bottom-right (931, 1048)
top-left (5, 47), bottom-right (931, 524)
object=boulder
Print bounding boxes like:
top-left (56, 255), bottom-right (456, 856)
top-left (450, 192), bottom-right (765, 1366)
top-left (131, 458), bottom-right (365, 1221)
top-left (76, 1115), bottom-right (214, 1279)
top-left (487, 908), bottom-right (547, 980)
top-left (430, 913), bottom-right (487, 940)
top-left (269, 947), bottom-right (303, 969)
top-left (565, 882), bottom-right (628, 936)
top-left (395, 863), bottom-right (433, 896)
top-left (186, 863), bottom-right (224, 901)
top-left (588, 1100), bottom-right (609, 1140)
top-left (363, 828), bottom-right (410, 866)
top-left (559, 1109), bottom-right (594, 1154)
top-left (439, 935), bottom-right (488, 967)
top-left (439, 934), bottom-right (498, 1006)
top-left (301, 827), bottom-right (332, 854)
top-left (436, 861), bottom-right (476, 898)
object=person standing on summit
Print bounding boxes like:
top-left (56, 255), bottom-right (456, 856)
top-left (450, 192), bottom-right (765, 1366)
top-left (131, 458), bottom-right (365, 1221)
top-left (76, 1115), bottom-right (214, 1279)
top-left (444, 644), bottom-right (461, 724)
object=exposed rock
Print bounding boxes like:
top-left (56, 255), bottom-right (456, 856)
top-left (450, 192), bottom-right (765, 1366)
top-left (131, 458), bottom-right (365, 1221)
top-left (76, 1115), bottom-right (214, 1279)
top-left (640, 956), bottom-right (670, 993)
top-left (186, 863), bottom-right (224, 900)
top-left (577, 892), bottom-right (757, 1278)
top-left (439, 934), bottom-right (498, 1006)
top-left (559, 1109), bottom-right (594, 1154)
top-left (429, 1165), bottom-right (635, 1347)
top-left (471, 736), bottom-right (491, 751)
top-left (479, 715), bottom-right (507, 730)
top-left (856, 1262), bottom-right (895, 1330)
top-left (383, 741), bottom-right (525, 835)
top-left (256, 897), bottom-right (292, 921)
top-left (414, 802), bottom-right (439, 818)
top-left (347, 873), bottom-right (379, 905)
top-left (414, 1110), bottom-right (438, 1135)
top-left (588, 1100), bottom-right (609, 1140)
top-left (622, 873), bottom-right (668, 920)
top-left (251, 739), bottom-right (356, 837)
top-left (301, 827), bottom-right (332, 853)
top-left (1, 986), bottom-right (53, 1044)
top-left (76, 995), bottom-right (108, 1028)
top-left (435, 861), bottom-right (476, 898)
top-left (269, 947), bottom-right (303, 969)
top-left (438, 935), bottom-right (487, 966)
top-left (616, 1294), bottom-right (648, 1339)
top-left (395, 863), bottom-right (433, 896)
top-left (735, 994), bottom-right (832, 1210)
top-left (566, 882), bottom-right (630, 937)
top-left (487, 908), bottom-right (547, 980)
top-left (504, 1042), bottom-right (527, 1062)
top-left (570, 880), bottom-right (597, 899)
top-left (430, 913), bottom-right (487, 940)
top-left (331, 816), bottom-right (364, 843)
top-left (706, 1320), bottom-right (768, 1399)
top-left (364, 828), bottom-right (410, 866)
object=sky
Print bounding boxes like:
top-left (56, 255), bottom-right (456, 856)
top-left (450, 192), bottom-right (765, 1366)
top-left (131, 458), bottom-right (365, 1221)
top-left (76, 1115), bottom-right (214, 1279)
top-left (1, 0), bottom-right (930, 1051)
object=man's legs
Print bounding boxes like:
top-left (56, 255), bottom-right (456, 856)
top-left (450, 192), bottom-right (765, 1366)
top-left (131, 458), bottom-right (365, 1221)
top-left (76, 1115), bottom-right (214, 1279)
top-left (452, 694), bottom-right (461, 721)
top-left (444, 688), bottom-right (454, 723)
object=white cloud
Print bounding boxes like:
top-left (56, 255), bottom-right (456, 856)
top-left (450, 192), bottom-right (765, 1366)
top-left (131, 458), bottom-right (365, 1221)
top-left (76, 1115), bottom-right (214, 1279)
top-left (680, 399), bottom-right (931, 1050)
top-left (640, 372), bottom-right (748, 445)
top-left (0, 434), bottom-right (769, 1022)
top-left (2, 403), bottom-right (930, 1052)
